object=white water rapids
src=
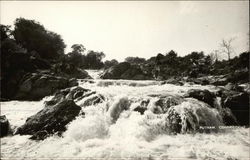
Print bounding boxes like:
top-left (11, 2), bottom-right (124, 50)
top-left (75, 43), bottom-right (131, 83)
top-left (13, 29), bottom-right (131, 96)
top-left (1, 70), bottom-right (249, 160)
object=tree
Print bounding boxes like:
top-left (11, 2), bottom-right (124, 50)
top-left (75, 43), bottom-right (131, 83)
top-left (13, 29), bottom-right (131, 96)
top-left (67, 44), bottom-right (86, 67)
top-left (210, 50), bottom-right (220, 63)
top-left (84, 50), bottom-right (105, 69)
top-left (71, 44), bottom-right (86, 54)
top-left (125, 56), bottom-right (146, 65)
top-left (0, 25), bottom-right (12, 41)
top-left (220, 38), bottom-right (235, 60)
top-left (13, 18), bottom-right (66, 60)
top-left (155, 53), bottom-right (164, 65)
top-left (164, 50), bottom-right (178, 65)
top-left (235, 52), bottom-right (249, 69)
top-left (104, 59), bottom-right (119, 69)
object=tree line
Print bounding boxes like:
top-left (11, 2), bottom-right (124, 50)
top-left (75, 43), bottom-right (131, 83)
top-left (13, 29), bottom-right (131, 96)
top-left (1, 17), bottom-right (249, 80)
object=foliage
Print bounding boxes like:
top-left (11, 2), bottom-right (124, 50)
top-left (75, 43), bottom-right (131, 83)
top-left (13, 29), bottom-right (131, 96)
top-left (104, 59), bottom-right (119, 69)
top-left (125, 56), bottom-right (146, 65)
top-left (13, 18), bottom-right (66, 60)
top-left (66, 45), bottom-right (106, 69)
top-left (84, 50), bottom-right (105, 69)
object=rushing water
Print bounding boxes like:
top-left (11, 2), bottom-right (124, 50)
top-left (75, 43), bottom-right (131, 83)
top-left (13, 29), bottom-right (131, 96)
top-left (1, 70), bottom-right (249, 160)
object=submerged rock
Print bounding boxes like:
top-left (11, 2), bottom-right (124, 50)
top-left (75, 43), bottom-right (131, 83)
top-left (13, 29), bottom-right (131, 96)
top-left (184, 89), bottom-right (216, 108)
top-left (133, 99), bottom-right (150, 114)
top-left (0, 115), bottom-right (10, 137)
top-left (165, 99), bottom-right (222, 134)
top-left (164, 78), bottom-right (184, 86)
top-left (15, 100), bottom-right (81, 140)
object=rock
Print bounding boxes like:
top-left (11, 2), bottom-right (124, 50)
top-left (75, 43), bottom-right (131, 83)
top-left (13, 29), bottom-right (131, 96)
top-left (225, 83), bottom-right (244, 92)
top-left (133, 99), bottom-right (150, 114)
top-left (152, 95), bottom-right (184, 114)
top-left (220, 108), bottom-right (238, 125)
top-left (196, 77), bottom-right (210, 85)
top-left (44, 87), bottom-right (91, 106)
top-left (15, 73), bottom-right (72, 100)
top-left (100, 62), bottom-right (131, 79)
top-left (165, 107), bottom-right (182, 134)
top-left (52, 62), bottom-right (92, 79)
top-left (1, 70), bottom-right (27, 100)
top-left (241, 83), bottom-right (250, 94)
top-left (210, 75), bottom-right (229, 86)
top-left (184, 89), bottom-right (216, 108)
top-left (133, 106), bottom-right (147, 115)
top-left (0, 115), bottom-right (10, 137)
top-left (100, 62), bottom-right (151, 80)
top-left (68, 78), bottom-right (78, 87)
top-left (165, 99), bottom-right (222, 134)
top-left (81, 94), bottom-right (105, 107)
top-left (227, 69), bottom-right (249, 84)
top-left (30, 130), bottom-right (49, 140)
top-left (15, 100), bottom-right (81, 140)
top-left (187, 77), bottom-right (209, 85)
top-left (1, 50), bottom-right (51, 100)
top-left (120, 66), bottom-right (151, 80)
top-left (45, 86), bottom-right (104, 108)
top-left (165, 78), bottom-right (184, 86)
top-left (222, 91), bottom-right (249, 125)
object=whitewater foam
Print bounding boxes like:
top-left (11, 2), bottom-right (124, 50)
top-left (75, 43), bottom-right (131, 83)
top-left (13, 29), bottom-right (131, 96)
top-left (1, 70), bottom-right (249, 159)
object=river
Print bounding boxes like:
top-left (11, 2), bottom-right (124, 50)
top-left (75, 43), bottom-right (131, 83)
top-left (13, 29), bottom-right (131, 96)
top-left (0, 70), bottom-right (249, 160)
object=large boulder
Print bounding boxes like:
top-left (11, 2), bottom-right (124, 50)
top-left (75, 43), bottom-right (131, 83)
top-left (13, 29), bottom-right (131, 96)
top-left (222, 91), bottom-right (249, 125)
top-left (165, 99), bottom-right (222, 134)
top-left (15, 73), bottom-right (77, 100)
top-left (45, 86), bottom-right (105, 107)
top-left (1, 51), bottom-right (51, 100)
top-left (100, 62), bottom-right (131, 79)
top-left (120, 66), bottom-right (151, 80)
top-left (184, 89), bottom-right (216, 108)
top-left (0, 115), bottom-right (10, 137)
top-left (52, 62), bottom-right (92, 79)
top-left (100, 62), bottom-right (152, 80)
top-left (15, 99), bottom-right (81, 140)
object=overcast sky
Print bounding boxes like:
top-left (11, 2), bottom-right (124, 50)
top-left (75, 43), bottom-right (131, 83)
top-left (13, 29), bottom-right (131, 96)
top-left (1, 1), bottom-right (249, 61)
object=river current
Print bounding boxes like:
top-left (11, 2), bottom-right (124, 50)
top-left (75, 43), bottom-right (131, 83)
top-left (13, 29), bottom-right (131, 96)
top-left (1, 70), bottom-right (249, 160)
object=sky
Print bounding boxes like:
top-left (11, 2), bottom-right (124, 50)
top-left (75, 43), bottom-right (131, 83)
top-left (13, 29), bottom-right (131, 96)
top-left (0, 1), bottom-right (249, 61)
